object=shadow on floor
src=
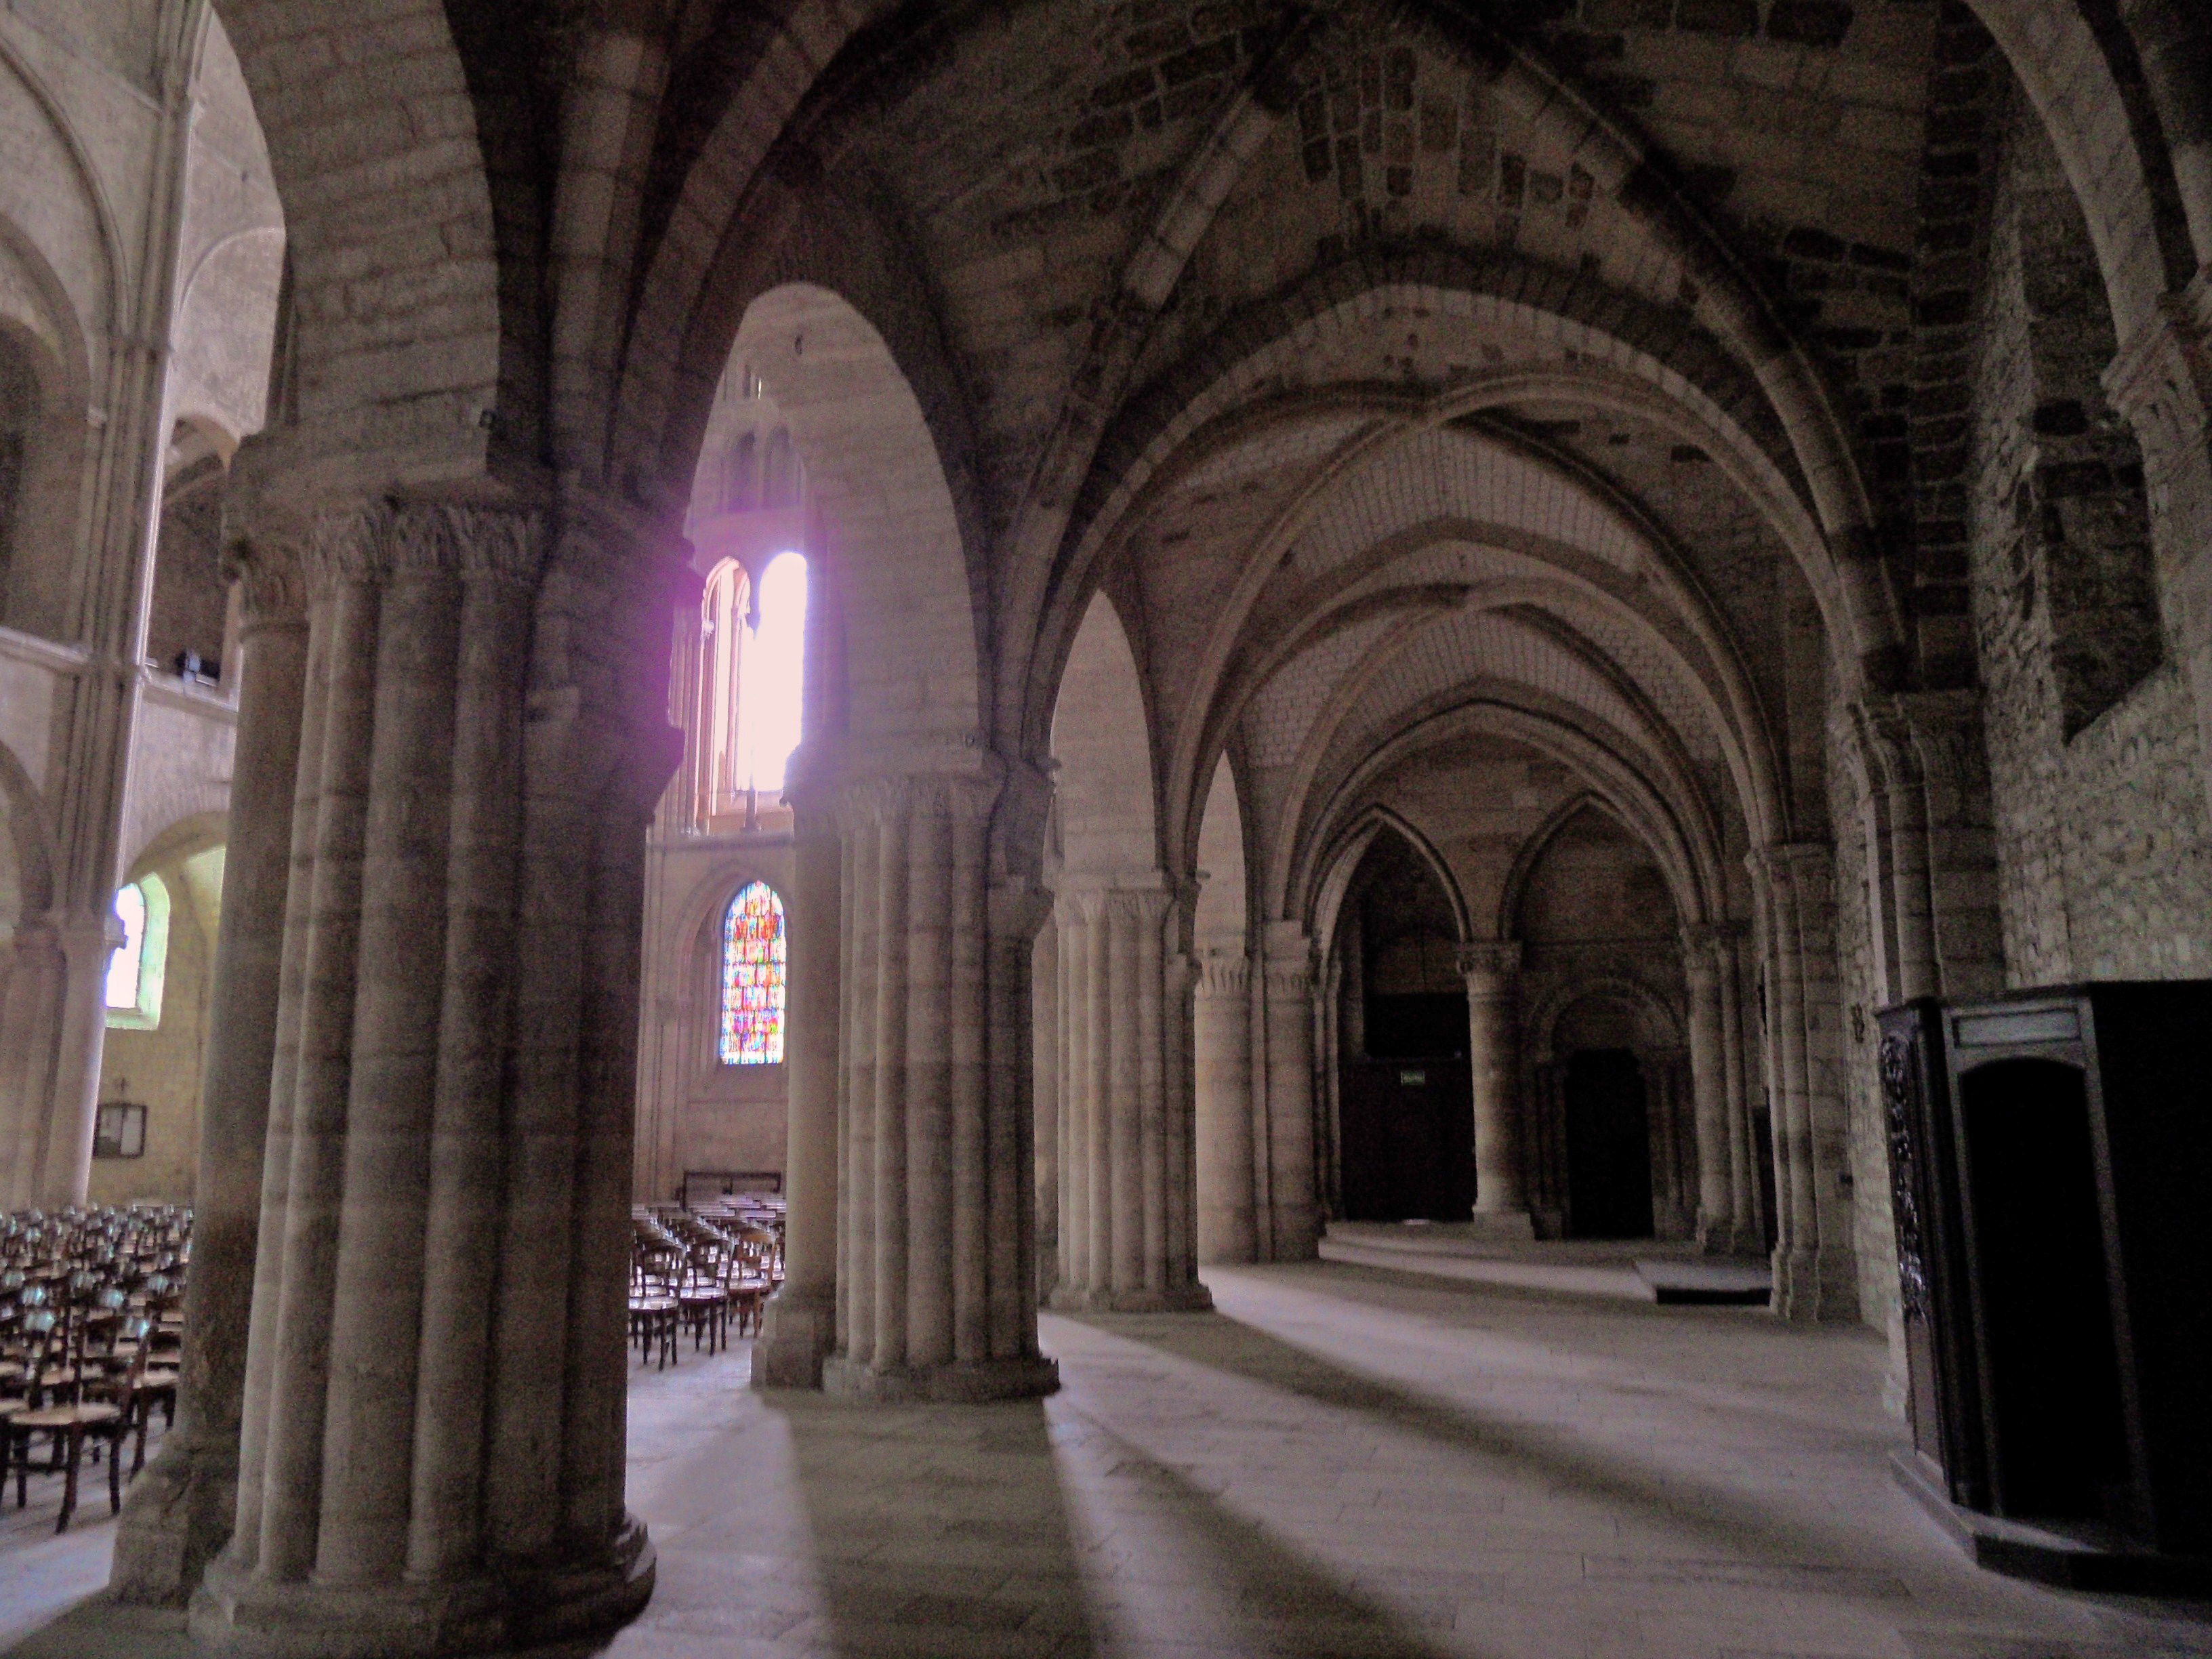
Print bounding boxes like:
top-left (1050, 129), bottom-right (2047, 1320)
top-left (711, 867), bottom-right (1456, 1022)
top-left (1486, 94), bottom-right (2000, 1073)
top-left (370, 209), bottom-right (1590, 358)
top-left (1068, 1410), bottom-right (1478, 1659)
top-left (769, 1393), bottom-right (1102, 1657)
top-left (1259, 1256), bottom-right (1884, 1437)
top-left (1071, 1295), bottom-right (1910, 1596)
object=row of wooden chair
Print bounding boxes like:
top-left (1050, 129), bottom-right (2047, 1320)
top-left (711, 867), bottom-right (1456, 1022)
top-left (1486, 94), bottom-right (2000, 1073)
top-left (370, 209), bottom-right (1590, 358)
top-left (627, 1208), bottom-right (782, 1370)
top-left (1, 1205), bottom-right (187, 1531)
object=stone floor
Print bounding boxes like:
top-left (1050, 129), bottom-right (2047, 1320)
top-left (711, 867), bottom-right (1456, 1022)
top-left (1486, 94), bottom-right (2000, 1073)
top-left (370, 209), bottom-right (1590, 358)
top-left (11, 1251), bottom-right (2212, 1656)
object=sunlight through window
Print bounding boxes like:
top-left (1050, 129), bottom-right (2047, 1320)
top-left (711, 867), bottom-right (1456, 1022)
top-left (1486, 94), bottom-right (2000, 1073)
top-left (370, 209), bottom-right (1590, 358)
top-left (105, 883), bottom-right (146, 1010)
top-left (737, 552), bottom-right (808, 797)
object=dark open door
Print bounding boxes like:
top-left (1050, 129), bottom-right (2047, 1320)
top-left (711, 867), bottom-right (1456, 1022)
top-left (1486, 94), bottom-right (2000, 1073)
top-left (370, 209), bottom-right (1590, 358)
top-left (1957, 1057), bottom-right (2128, 1522)
top-left (1564, 1048), bottom-right (1654, 1240)
top-left (1339, 1058), bottom-right (1474, 1221)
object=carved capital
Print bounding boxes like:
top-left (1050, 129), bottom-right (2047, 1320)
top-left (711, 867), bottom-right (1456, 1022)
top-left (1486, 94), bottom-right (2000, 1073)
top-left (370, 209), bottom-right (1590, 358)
top-left (221, 533), bottom-right (308, 629)
top-left (838, 766), bottom-right (1001, 834)
top-left (304, 502), bottom-right (384, 596)
top-left (1193, 952), bottom-right (1250, 998)
top-left (1456, 939), bottom-right (1521, 984)
top-left (298, 497), bottom-right (547, 594)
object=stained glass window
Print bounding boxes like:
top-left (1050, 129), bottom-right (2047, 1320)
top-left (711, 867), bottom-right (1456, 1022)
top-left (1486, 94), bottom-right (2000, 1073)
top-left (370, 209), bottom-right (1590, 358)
top-left (720, 881), bottom-right (786, 1065)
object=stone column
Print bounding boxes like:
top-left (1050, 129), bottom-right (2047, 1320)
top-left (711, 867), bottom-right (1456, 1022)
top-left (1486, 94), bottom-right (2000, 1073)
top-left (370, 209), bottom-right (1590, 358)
top-left (824, 770), bottom-right (1057, 1400)
top-left (1048, 886), bottom-right (1208, 1313)
top-left (1459, 941), bottom-right (1532, 1235)
top-left (1193, 952), bottom-right (1255, 1263)
top-left (113, 535), bottom-right (309, 1604)
top-left (1258, 922), bottom-right (1318, 1261)
top-left (1683, 928), bottom-right (1732, 1256)
top-left (1752, 844), bottom-right (1854, 1322)
top-left (1716, 926), bottom-right (1757, 1244)
top-left (192, 495), bottom-right (661, 1656)
top-left (753, 781), bottom-right (842, 1389)
top-left (1029, 920), bottom-right (1058, 1305)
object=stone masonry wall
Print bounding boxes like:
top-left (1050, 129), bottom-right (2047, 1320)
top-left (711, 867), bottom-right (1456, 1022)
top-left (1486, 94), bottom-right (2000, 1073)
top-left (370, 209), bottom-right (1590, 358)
top-left (1970, 92), bottom-right (2212, 985)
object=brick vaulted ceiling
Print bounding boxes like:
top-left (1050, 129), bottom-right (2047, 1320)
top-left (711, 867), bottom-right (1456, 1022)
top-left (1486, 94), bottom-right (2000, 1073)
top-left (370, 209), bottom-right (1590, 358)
top-left (619, 0), bottom-right (1981, 916)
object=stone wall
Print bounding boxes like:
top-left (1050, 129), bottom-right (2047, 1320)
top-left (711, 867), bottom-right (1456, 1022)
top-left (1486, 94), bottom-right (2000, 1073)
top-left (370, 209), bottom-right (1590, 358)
top-left (1825, 699), bottom-right (1902, 1373)
top-left (1970, 94), bottom-right (2212, 985)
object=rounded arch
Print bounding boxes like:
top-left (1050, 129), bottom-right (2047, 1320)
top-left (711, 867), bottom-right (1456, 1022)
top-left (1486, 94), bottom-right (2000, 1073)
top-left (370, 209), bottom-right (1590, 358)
top-left (169, 225), bottom-right (285, 455)
top-left (204, 0), bottom-right (503, 473)
top-left (0, 35), bottom-right (119, 343)
top-left (1038, 263), bottom-right (1883, 810)
top-left (1525, 976), bottom-right (1683, 1068)
top-left (1109, 356), bottom-right (1833, 875)
top-left (1961, 0), bottom-right (2200, 332)
top-left (125, 809), bottom-right (229, 886)
top-left (1267, 605), bottom-right (1725, 930)
top-left (722, 282), bottom-right (982, 761)
top-left (1051, 590), bottom-right (1161, 883)
top-left (0, 220), bottom-right (94, 641)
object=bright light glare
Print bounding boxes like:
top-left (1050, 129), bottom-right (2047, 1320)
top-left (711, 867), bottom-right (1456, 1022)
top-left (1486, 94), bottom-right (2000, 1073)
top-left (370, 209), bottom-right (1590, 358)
top-left (739, 552), bottom-right (808, 795)
top-left (106, 884), bottom-right (146, 1010)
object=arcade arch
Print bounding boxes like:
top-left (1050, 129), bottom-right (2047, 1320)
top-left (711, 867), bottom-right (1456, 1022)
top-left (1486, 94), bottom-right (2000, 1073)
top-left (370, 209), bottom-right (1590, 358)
top-left (0, 2), bottom-right (2201, 1654)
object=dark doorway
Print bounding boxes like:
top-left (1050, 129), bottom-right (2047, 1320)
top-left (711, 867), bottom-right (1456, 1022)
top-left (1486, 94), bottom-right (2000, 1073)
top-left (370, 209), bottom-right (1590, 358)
top-left (1564, 1048), bottom-right (1654, 1239)
top-left (1340, 1057), bottom-right (1474, 1221)
top-left (1959, 1058), bottom-right (2128, 1522)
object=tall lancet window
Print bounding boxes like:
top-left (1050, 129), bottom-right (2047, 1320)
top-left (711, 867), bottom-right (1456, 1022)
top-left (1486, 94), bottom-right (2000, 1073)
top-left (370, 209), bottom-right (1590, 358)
top-left (693, 552), bottom-right (808, 827)
top-left (736, 551), bottom-right (807, 796)
top-left (720, 880), bottom-right (787, 1065)
top-left (696, 561), bottom-right (750, 823)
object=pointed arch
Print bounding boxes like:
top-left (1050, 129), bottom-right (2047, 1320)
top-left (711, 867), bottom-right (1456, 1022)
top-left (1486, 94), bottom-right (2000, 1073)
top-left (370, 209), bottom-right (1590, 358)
top-left (1050, 590), bottom-right (1162, 884)
top-left (1309, 806), bottom-right (1472, 952)
top-left (1497, 791), bottom-right (1620, 942)
top-left (725, 283), bottom-right (981, 760)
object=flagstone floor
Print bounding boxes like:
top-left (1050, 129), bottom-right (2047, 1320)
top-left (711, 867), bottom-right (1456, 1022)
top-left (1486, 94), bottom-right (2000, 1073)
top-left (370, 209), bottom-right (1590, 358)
top-left (12, 1251), bottom-right (2212, 1657)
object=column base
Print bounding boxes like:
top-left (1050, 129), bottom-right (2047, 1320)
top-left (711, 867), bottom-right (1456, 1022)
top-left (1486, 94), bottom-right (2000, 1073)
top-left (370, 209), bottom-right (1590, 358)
top-left (110, 1430), bottom-right (238, 1607)
top-left (1464, 1208), bottom-right (1536, 1240)
top-left (750, 1289), bottom-right (834, 1391)
top-left (186, 1513), bottom-right (654, 1658)
top-left (1696, 1215), bottom-right (1764, 1258)
top-left (821, 1351), bottom-right (1060, 1403)
top-left (1770, 1244), bottom-right (1859, 1323)
top-left (1047, 1282), bottom-right (1214, 1315)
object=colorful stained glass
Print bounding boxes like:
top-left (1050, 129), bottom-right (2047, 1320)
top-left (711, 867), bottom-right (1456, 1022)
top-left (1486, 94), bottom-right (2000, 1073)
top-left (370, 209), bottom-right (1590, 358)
top-left (720, 881), bottom-right (786, 1065)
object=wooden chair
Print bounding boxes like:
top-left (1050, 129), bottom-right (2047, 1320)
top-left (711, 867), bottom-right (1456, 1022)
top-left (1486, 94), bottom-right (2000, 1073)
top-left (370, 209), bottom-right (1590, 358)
top-left (4, 1318), bottom-right (127, 1532)
top-left (628, 1258), bottom-right (680, 1370)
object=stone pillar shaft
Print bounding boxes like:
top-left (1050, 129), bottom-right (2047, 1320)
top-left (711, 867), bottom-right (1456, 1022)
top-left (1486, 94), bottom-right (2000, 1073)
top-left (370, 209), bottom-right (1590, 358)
top-left (1754, 844), bottom-right (1852, 1321)
top-left (195, 496), bottom-right (658, 1657)
top-left (1049, 887), bottom-right (1208, 1312)
top-left (1260, 922), bottom-right (1318, 1261)
top-left (1683, 930), bottom-right (1730, 1252)
top-left (826, 773), bottom-right (1055, 1400)
top-left (1193, 955), bottom-right (1255, 1263)
top-left (1717, 931), bottom-right (1755, 1240)
top-left (1029, 923), bottom-right (1059, 1304)
top-left (754, 796), bottom-right (841, 1387)
top-left (113, 539), bottom-right (309, 1604)
top-left (1459, 941), bottom-right (1530, 1229)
